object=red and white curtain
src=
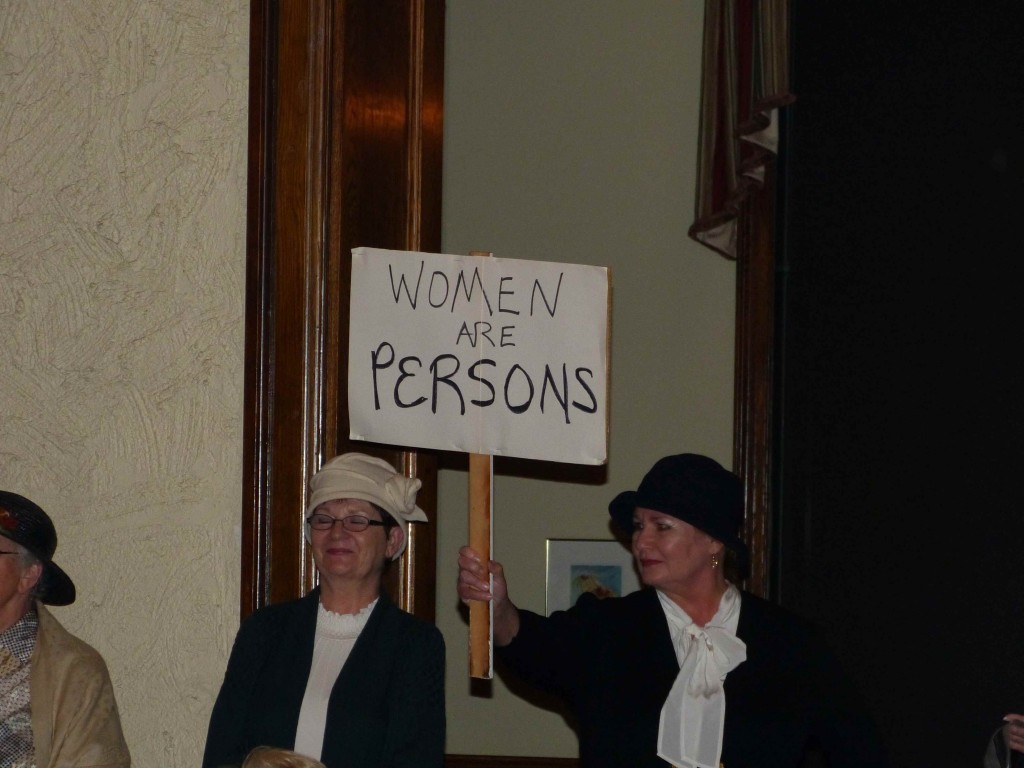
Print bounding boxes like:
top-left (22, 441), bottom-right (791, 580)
top-left (689, 0), bottom-right (794, 259)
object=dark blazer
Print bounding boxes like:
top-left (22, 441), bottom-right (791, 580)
top-left (202, 588), bottom-right (445, 768)
top-left (498, 587), bottom-right (887, 768)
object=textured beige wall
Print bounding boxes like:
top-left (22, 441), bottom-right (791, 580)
top-left (440, 0), bottom-right (735, 757)
top-left (0, 2), bottom-right (248, 766)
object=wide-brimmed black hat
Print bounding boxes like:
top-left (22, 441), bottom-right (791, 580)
top-left (608, 453), bottom-right (749, 576)
top-left (0, 491), bottom-right (76, 606)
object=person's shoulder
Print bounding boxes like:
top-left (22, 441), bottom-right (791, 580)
top-left (233, 593), bottom-right (316, 649)
top-left (572, 585), bottom-right (657, 619)
top-left (378, 595), bottom-right (444, 642)
top-left (35, 605), bottom-right (108, 664)
top-left (738, 590), bottom-right (811, 627)
top-left (737, 590), bottom-right (831, 651)
top-left (243, 592), bottom-right (314, 626)
top-left (223, 594), bottom-right (318, 671)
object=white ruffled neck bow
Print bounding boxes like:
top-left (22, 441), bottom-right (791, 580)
top-left (657, 584), bottom-right (746, 768)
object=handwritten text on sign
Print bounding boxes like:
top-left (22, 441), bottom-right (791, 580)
top-left (349, 248), bottom-right (609, 464)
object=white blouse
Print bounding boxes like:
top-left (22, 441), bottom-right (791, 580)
top-left (656, 585), bottom-right (747, 768)
top-left (292, 598), bottom-right (377, 761)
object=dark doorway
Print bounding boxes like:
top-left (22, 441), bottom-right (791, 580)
top-left (776, 2), bottom-right (1024, 765)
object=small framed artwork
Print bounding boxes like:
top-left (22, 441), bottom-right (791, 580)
top-left (545, 538), bottom-right (641, 614)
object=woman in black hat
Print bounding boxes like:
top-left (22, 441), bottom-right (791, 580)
top-left (458, 453), bottom-right (888, 768)
top-left (0, 490), bottom-right (130, 768)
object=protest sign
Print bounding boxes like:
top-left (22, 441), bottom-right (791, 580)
top-left (349, 247), bottom-right (610, 465)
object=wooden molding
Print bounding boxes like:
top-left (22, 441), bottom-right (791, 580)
top-left (732, 162), bottom-right (777, 598)
top-left (241, 0), bottom-right (444, 620)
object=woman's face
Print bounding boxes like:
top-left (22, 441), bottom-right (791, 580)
top-left (309, 498), bottom-right (402, 586)
top-left (631, 507), bottom-right (722, 595)
top-left (0, 543), bottom-right (41, 632)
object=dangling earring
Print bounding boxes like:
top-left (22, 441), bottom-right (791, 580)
top-left (710, 552), bottom-right (721, 570)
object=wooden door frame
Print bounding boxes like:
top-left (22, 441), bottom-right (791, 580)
top-left (733, 164), bottom-right (777, 599)
top-left (240, 0), bottom-right (444, 620)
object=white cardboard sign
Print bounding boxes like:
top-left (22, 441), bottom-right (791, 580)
top-left (348, 247), bottom-right (610, 464)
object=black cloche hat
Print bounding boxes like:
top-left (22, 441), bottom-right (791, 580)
top-left (0, 491), bottom-right (77, 605)
top-left (608, 453), bottom-right (749, 577)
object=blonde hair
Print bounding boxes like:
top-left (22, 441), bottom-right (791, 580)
top-left (241, 746), bottom-right (326, 768)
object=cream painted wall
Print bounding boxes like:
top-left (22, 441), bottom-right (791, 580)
top-left (0, 2), bottom-right (248, 766)
top-left (439, 0), bottom-right (735, 758)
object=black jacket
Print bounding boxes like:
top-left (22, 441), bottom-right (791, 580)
top-left (498, 587), bottom-right (887, 768)
top-left (202, 588), bottom-right (445, 768)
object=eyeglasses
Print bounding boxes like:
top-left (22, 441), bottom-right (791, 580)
top-left (306, 513), bottom-right (387, 532)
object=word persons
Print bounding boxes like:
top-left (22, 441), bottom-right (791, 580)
top-left (369, 341), bottom-right (598, 423)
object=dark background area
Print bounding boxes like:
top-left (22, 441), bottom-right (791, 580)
top-left (776, 2), bottom-right (1024, 766)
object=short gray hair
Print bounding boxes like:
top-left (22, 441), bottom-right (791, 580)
top-left (14, 542), bottom-right (39, 570)
top-left (8, 542), bottom-right (44, 597)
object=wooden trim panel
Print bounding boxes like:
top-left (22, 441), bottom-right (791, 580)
top-left (241, 0), bottom-right (444, 620)
top-left (732, 162), bottom-right (777, 598)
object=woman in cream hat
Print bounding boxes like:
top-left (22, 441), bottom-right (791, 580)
top-left (204, 453), bottom-right (445, 768)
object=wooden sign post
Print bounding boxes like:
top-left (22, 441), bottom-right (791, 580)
top-left (467, 250), bottom-right (494, 679)
top-left (468, 452), bottom-right (493, 678)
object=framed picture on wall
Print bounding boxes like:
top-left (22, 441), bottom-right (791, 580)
top-left (545, 538), bottom-right (641, 614)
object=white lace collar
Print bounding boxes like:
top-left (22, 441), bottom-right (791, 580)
top-left (316, 597), bottom-right (378, 639)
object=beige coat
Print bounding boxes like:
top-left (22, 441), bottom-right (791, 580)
top-left (29, 603), bottom-right (131, 768)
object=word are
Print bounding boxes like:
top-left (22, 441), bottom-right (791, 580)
top-left (456, 321), bottom-right (516, 348)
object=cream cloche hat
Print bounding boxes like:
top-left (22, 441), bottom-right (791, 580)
top-left (305, 453), bottom-right (427, 559)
